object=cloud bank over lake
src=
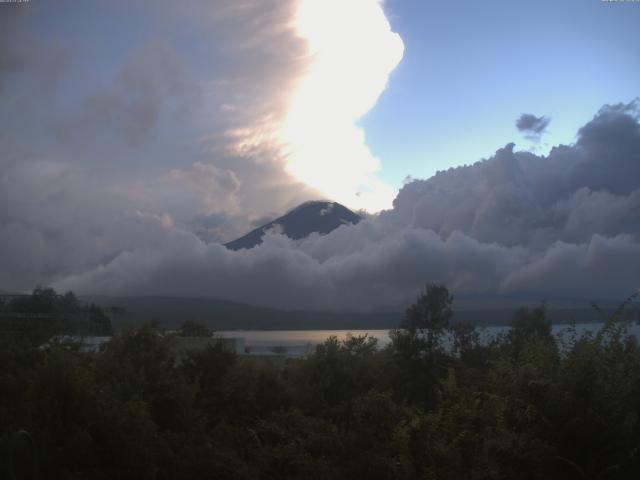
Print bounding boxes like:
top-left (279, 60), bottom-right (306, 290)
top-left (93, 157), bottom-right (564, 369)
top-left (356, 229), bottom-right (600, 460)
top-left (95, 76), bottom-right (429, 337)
top-left (55, 102), bottom-right (640, 310)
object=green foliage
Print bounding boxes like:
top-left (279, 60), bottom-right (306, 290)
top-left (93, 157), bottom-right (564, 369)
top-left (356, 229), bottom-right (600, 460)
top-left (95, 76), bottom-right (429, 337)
top-left (178, 320), bottom-right (212, 338)
top-left (1, 287), bottom-right (112, 342)
top-left (5, 287), bottom-right (82, 315)
top-left (1, 290), bottom-right (640, 479)
top-left (399, 283), bottom-right (453, 351)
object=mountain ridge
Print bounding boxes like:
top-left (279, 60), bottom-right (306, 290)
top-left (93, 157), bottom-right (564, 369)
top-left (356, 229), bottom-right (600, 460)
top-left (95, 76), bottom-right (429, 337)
top-left (84, 294), bottom-right (630, 331)
top-left (225, 200), bottom-right (361, 251)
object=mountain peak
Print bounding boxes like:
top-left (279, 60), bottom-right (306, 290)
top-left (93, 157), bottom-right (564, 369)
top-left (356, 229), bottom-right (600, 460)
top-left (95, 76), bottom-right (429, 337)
top-left (225, 201), bottom-right (361, 251)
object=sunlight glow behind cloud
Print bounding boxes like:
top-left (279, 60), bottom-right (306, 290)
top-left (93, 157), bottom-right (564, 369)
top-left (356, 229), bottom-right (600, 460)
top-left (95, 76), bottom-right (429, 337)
top-left (280, 0), bottom-right (404, 212)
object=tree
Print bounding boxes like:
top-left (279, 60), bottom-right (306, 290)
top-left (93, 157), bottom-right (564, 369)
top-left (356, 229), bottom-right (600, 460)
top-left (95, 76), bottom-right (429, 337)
top-left (397, 284), bottom-right (453, 353)
top-left (388, 285), bottom-right (454, 409)
top-left (178, 320), bottom-right (212, 338)
top-left (506, 305), bottom-right (553, 358)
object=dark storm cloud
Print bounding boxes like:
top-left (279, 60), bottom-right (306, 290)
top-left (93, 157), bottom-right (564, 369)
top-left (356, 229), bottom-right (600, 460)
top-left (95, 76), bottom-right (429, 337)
top-left (55, 101), bottom-right (640, 310)
top-left (570, 100), bottom-right (640, 195)
top-left (516, 113), bottom-right (550, 141)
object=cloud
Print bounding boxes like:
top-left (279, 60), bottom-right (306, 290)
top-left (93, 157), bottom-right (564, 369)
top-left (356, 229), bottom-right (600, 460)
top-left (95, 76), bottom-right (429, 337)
top-left (0, 6), bottom-right (70, 94)
top-left (278, 0), bottom-right (404, 212)
top-left (54, 42), bottom-right (200, 147)
top-left (162, 162), bottom-right (241, 215)
top-left (516, 113), bottom-right (550, 141)
top-left (2, 2), bottom-right (639, 312)
top-left (1, 0), bottom-right (404, 291)
top-left (0, 159), bottom-right (173, 290)
top-left (0, 0), bottom-right (319, 288)
top-left (54, 100), bottom-right (640, 311)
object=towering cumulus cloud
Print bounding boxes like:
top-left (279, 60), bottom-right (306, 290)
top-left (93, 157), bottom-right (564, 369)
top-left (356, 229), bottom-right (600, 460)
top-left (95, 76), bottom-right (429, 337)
top-left (280, 0), bottom-right (404, 212)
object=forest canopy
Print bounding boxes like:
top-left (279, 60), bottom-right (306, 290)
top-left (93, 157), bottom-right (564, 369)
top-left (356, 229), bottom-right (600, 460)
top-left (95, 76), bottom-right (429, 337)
top-left (1, 286), bottom-right (639, 479)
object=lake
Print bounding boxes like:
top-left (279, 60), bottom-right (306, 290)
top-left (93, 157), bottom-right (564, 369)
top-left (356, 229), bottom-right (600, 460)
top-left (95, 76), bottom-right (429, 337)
top-left (217, 322), bottom-right (640, 357)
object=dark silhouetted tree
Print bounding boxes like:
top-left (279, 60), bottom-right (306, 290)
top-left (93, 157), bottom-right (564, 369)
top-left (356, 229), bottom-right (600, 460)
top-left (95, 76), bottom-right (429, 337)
top-left (178, 320), bottom-right (212, 338)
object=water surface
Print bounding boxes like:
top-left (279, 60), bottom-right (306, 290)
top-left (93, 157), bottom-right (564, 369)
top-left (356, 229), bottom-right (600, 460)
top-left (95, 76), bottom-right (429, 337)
top-left (217, 323), bottom-right (640, 357)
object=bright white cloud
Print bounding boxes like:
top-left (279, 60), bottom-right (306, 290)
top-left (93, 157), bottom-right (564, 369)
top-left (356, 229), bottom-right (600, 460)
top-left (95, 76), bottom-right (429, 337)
top-left (279, 0), bottom-right (404, 212)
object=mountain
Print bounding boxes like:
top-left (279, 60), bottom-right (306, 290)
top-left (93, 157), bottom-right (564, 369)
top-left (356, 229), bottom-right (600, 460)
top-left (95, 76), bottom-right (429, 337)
top-left (85, 295), bottom-right (627, 331)
top-left (86, 295), bottom-right (400, 331)
top-left (225, 201), bottom-right (362, 251)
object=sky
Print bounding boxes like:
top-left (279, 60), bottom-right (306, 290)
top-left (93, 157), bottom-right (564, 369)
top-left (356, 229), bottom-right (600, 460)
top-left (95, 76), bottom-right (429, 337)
top-left (367, 0), bottom-right (640, 187)
top-left (1, 0), bottom-right (639, 310)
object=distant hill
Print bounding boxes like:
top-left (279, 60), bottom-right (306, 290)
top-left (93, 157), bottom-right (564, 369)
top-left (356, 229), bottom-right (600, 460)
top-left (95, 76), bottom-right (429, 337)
top-left (84, 295), bottom-right (637, 332)
top-left (225, 201), bottom-right (361, 251)
top-left (86, 295), bottom-right (400, 331)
